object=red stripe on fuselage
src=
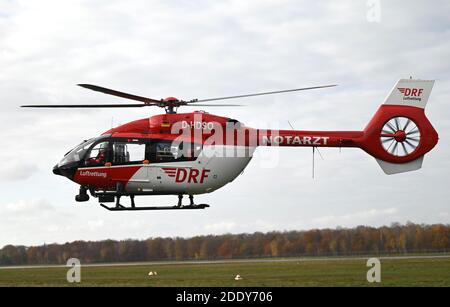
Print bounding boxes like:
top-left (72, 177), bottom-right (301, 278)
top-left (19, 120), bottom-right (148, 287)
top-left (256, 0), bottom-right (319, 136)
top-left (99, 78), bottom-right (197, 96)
top-left (162, 168), bottom-right (177, 177)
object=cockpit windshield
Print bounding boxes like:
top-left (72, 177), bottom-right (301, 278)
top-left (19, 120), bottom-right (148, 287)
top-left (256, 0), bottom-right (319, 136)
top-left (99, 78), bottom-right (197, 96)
top-left (58, 137), bottom-right (98, 166)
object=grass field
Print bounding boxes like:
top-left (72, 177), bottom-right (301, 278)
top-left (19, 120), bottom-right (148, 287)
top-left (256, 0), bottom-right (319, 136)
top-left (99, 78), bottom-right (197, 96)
top-left (0, 256), bottom-right (449, 286)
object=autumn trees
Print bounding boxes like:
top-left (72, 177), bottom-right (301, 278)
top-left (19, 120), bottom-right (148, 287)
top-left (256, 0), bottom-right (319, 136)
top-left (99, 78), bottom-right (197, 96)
top-left (0, 223), bottom-right (448, 265)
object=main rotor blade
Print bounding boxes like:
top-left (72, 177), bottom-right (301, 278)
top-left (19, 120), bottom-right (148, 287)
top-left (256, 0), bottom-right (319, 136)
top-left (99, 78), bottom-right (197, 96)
top-left (21, 104), bottom-right (149, 108)
top-left (194, 84), bottom-right (337, 103)
top-left (184, 103), bottom-right (244, 107)
top-left (78, 84), bottom-right (161, 104)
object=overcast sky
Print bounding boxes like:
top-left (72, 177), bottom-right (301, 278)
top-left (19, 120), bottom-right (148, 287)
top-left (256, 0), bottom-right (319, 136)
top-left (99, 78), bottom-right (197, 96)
top-left (0, 0), bottom-right (449, 247)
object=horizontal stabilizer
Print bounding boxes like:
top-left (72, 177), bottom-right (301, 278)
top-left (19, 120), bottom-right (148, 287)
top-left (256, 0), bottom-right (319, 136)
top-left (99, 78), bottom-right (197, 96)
top-left (376, 156), bottom-right (424, 175)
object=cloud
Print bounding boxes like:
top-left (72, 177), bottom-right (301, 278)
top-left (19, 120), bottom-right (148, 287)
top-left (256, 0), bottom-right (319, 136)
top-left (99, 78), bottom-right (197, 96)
top-left (204, 221), bottom-right (237, 232)
top-left (0, 160), bottom-right (39, 182)
top-left (312, 208), bottom-right (399, 227)
top-left (1, 198), bottom-right (54, 215)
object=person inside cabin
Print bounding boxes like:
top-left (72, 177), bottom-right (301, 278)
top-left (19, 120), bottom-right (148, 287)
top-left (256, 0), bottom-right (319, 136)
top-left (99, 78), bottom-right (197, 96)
top-left (86, 142), bottom-right (109, 166)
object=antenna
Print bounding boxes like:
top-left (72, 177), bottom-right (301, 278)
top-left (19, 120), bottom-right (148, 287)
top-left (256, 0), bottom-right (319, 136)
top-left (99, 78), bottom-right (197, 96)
top-left (312, 146), bottom-right (324, 179)
top-left (287, 120), bottom-right (295, 130)
top-left (289, 120), bottom-right (324, 179)
top-left (312, 147), bottom-right (315, 179)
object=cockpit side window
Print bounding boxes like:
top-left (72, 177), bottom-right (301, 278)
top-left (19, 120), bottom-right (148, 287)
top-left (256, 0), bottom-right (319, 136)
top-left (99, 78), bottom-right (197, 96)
top-left (85, 141), bottom-right (110, 166)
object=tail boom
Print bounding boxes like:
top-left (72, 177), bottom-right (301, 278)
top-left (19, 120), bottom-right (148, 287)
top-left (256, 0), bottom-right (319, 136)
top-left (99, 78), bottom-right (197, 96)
top-left (254, 79), bottom-right (438, 174)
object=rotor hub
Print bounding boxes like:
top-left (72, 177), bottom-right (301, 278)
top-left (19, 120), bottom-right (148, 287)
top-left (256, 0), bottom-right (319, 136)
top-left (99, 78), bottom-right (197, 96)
top-left (380, 116), bottom-right (421, 157)
top-left (164, 97), bottom-right (179, 102)
top-left (393, 130), bottom-right (407, 142)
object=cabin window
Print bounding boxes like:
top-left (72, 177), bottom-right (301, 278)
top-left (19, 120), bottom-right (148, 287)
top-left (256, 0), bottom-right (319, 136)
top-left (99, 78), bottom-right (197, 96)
top-left (113, 141), bottom-right (146, 164)
top-left (149, 140), bottom-right (202, 163)
top-left (89, 138), bottom-right (203, 165)
top-left (155, 141), bottom-right (175, 161)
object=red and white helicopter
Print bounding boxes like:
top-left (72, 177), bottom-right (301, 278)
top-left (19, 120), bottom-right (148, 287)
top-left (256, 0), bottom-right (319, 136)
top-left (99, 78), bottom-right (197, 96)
top-left (22, 79), bottom-right (438, 211)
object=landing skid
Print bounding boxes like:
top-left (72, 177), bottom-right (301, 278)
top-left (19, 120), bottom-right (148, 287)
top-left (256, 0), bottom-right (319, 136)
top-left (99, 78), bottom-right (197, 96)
top-left (100, 203), bottom-right (210, 211)
top-left (98, 193), bottom-right (209, 211)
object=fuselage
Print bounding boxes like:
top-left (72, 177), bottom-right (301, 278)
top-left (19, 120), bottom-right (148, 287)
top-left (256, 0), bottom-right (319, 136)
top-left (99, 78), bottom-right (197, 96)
top-left (54, 112), bottom-right (262, 196)
top-left (73, 145), bottom-right (255, 195)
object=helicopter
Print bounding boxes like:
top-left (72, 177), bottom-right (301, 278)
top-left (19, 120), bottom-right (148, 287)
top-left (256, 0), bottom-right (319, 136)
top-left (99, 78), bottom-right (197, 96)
top-left (21, 79), bottom-right (438, 211)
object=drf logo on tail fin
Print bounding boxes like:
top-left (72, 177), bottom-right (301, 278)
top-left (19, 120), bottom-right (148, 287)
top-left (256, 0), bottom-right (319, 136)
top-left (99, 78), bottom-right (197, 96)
top-left (397, 88), bottom-right (423, 102)
top-left (162, 167), bottom-right (210, 184)
top-left (397, 88), bottom-right (423, 96)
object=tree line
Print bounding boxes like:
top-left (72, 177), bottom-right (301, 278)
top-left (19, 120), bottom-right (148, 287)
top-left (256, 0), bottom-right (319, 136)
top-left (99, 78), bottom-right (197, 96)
top-left (0, 222), bottom-right (449, 265)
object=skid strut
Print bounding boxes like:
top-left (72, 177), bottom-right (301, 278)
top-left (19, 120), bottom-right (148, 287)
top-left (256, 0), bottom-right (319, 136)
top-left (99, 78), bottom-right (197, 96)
top-left (99, 194), bottom-right (209, 211)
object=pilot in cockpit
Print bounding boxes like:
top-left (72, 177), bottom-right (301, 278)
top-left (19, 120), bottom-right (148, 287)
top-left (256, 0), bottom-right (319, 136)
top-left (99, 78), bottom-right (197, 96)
top-left (87, 143), bottom-right (109, 166)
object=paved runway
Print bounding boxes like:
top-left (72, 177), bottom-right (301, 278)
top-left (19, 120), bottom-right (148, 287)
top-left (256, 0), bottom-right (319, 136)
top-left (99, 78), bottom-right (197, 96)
top-left (1, 254), bottom-right (449, 270)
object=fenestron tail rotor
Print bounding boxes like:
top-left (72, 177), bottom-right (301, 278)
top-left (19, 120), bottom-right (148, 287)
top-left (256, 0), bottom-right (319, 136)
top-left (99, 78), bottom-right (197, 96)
top-left (380, 116), bottom-right (421, 157)
top-left (21, 83), bottom-right (337, 113)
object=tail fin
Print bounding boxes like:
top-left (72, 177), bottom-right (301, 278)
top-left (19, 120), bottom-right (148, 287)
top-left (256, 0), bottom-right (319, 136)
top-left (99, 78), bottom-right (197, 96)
top-left (361, 79), bottom-right (438, 175)
top-left (384, 79), bottom-right (434, 109)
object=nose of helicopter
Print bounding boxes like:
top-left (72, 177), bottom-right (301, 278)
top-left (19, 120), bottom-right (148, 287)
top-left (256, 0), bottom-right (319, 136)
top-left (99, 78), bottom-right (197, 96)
top-left (53, 164), bottom-right (61, 175)
top-left (53, 162), bottom-right (77, 180)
